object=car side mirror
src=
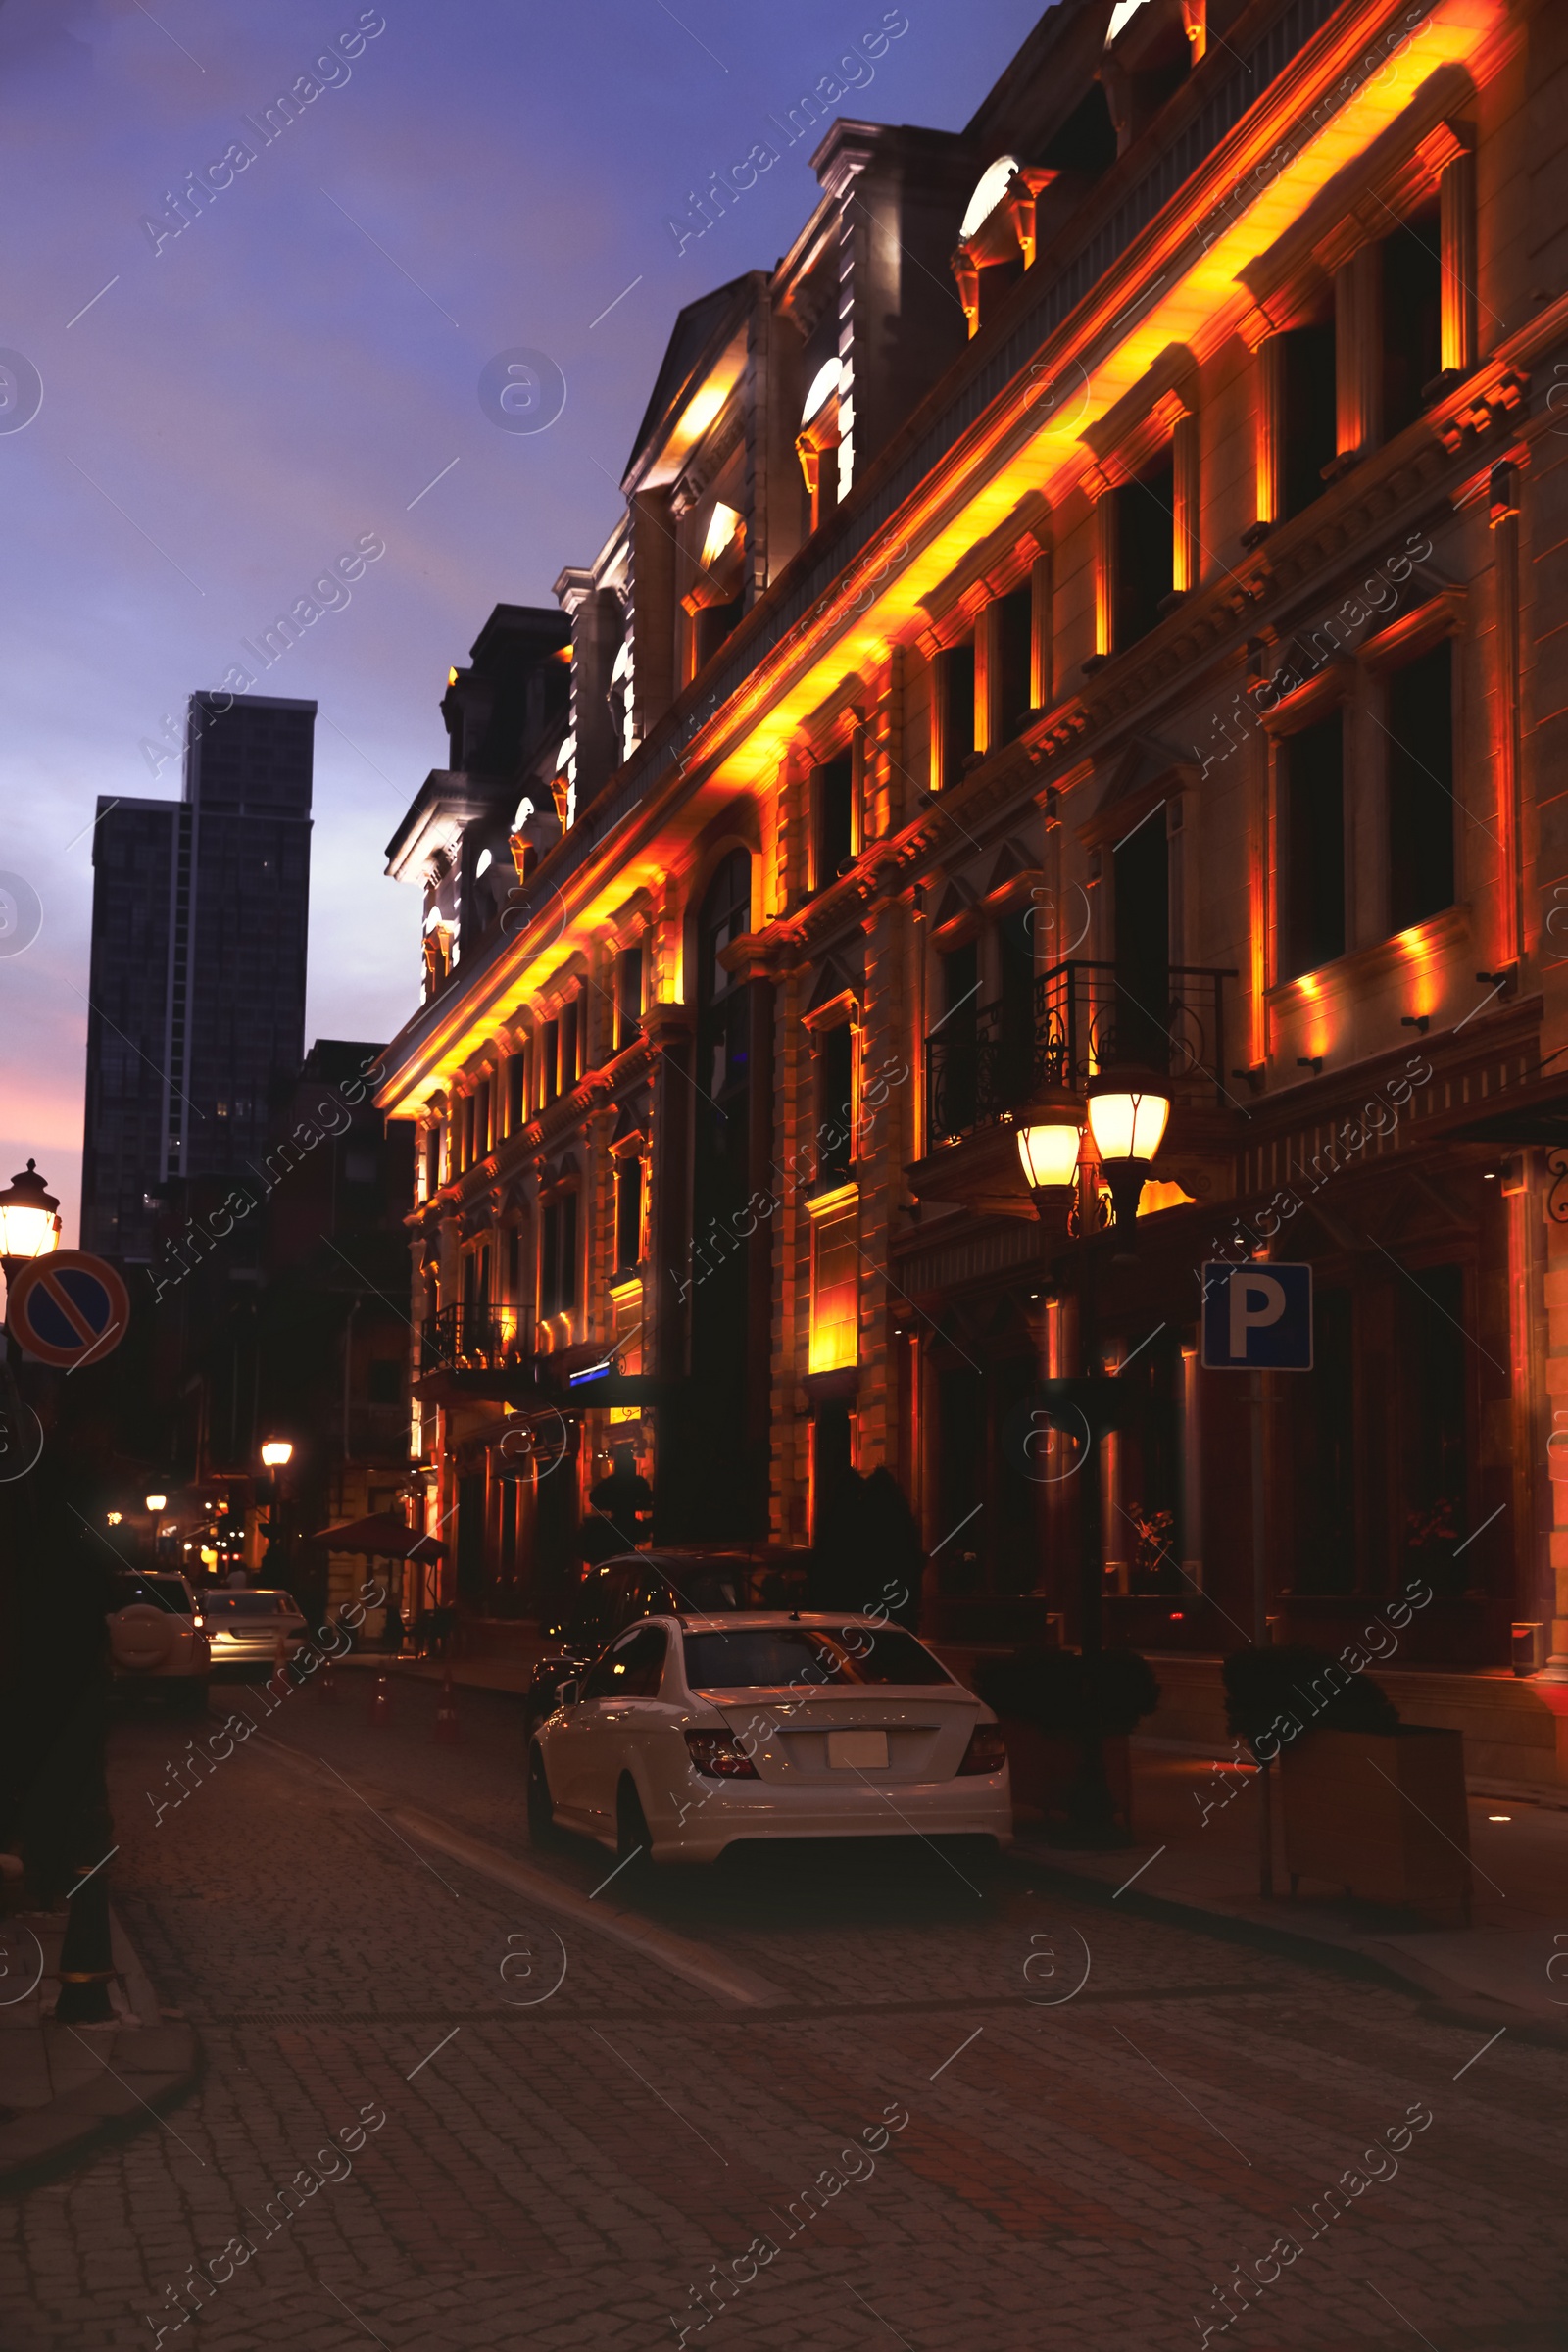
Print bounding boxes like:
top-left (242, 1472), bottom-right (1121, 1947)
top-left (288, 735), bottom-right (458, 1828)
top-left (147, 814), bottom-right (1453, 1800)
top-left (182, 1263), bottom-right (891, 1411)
top-left (557, 1679), bottom-right (579, 1709)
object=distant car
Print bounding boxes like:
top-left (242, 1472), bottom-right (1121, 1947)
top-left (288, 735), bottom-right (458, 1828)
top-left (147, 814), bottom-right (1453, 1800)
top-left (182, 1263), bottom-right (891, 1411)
top-left (525, 1610), bottom-right (1011, 1865)
top-left (201, 1588), bottom-right (309, 1676)
top-left (521, 1551), bottom-right (807, 1744)
top-left (106, 1572), bottom-right (210, 1714)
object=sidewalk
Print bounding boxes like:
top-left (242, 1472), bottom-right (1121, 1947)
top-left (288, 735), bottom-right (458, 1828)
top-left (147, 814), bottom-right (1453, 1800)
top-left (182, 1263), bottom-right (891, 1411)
top-left (1015, 1734), bottom-right (1568, 2035)
top-left (0, 1901), bottom-right (200, 2193)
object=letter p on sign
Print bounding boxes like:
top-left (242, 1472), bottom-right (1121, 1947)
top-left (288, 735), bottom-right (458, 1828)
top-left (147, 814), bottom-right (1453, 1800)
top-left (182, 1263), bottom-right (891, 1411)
top-left (1201, 1261), bottom-right (1313, 1370)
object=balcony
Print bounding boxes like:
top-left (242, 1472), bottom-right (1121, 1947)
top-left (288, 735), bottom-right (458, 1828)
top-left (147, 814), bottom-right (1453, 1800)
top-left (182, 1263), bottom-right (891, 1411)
top-left (925, 960), bottom-right (1235, 1146)
top-left (418, 1304), bottom-right (528, 1375)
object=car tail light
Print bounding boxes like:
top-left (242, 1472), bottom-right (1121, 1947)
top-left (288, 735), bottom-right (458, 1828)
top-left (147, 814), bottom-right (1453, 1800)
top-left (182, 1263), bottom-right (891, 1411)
top-left (957, 1723), bottom-right (1008, 1777)
top-left (684, 1729), bottom-right (759, 1779)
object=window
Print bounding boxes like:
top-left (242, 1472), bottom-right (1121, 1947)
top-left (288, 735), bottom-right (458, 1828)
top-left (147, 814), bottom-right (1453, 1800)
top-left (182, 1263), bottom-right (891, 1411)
top-left (1381, 203), bottom-right (1443, 440)
top-left (1284, 714), bottom-right (1346, 978)
top-left (939, 641), bottom-right (976, 787)
top-left (808, 1193), bottom-right (858, 1373)
top-left (584, 1624), bottom-right (667, 1700)
top-left (615, 946), bottom-right (643, 1051)
top-left (506, 1054), bottom-right (525, 1134)
top-left (813, 754), bottom-right (854, 885)
top-left (1113, 807), bottom-right (1170, 1067)
top-left (681, 1624), bottom-right (951, 1689)
top-left (1280, 321), bottom-right (1337, 519)
top-left (997, 586), bottom-right (1034, 743)
top-left (931, 939), bottom-right (980, 1138)
top-left (614, 1154), bottom-right (642, 1272)
top-left (541, 1200), bottom-right (569, 1317)
top-left (561, 1000), bottom-right (579, 1092)
top-left (542, 1018), bottom-right (560, 1107)
top-left (1114, 450), bottom-right (1174, 648)
top-left (816, 1022), bottom-right (855, 1183)
top-left (1386, 640), bottom-right (1454, 933)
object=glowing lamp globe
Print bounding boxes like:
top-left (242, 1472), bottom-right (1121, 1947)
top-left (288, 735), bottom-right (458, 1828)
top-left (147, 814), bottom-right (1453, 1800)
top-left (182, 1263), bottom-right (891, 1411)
top-left (0, 1160), bottom-right (61, 1263)
top-left (145, 1494), bottom-right (168, 1513)
top-left (1084, 1079), bottom-right (1170, 1168)
top-left (1015, 1111), bottom-right (1084, 1194)
top-left (260, 1440), bottom-right (293, 1468)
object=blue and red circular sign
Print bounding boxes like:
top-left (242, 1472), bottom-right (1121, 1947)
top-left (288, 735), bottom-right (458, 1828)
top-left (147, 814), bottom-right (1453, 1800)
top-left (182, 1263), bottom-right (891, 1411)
top-left (7, 1250), bottom-right (130, 1368)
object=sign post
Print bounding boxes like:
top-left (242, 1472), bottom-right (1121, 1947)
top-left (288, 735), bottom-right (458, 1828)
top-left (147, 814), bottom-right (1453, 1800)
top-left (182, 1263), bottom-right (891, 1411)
top-left (6, 1250), bottom-right (131, 1370)
top-left (1201, 1261), bottom-right (1314, 1896)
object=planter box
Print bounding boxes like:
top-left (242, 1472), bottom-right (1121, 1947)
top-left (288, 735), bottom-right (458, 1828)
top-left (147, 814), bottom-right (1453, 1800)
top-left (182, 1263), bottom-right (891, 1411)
top-left (997, 1721), bottom-right (1133, 1831)
top-left (1278, 1594), bottom-right (1513, 1669)
top-left (1281, 1725), bottom-right (1471, 1920)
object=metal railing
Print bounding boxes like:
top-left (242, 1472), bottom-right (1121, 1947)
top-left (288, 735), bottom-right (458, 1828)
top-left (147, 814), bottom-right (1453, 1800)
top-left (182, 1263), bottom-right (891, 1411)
top-left (419, 1304), bottom-right (527, 1373)
top-left (925, 960), bottom-right (1234, 1145)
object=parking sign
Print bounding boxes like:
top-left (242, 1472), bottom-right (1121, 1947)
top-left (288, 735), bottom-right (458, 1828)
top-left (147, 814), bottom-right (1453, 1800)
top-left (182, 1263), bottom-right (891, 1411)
top-left (1200, 1261), bottom-right (1313, 1371)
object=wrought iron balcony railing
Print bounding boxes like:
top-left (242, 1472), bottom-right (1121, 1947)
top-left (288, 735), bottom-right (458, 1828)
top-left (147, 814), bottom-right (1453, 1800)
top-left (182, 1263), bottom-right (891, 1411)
top-left (925, 959), bottom-right (1235, 1146)
top-left (418, 1304), bottom-right (528, 1374)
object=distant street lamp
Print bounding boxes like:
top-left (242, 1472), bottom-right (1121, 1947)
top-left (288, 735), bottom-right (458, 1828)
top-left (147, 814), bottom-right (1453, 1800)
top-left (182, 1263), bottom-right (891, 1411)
top-left (260, 1440), bottom-right (294, 1585)
top-left (144, 1493), bottom-right (167, 1512)
top-left (1015, 1062), bottom-right (1172, 1845)
top-left (0, 1159), bottom-right (61, 1274)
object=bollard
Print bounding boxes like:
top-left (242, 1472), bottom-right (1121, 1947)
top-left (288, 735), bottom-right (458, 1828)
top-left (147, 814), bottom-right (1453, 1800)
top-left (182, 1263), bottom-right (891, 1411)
top-left (433, 1668), bottom-right (459, 1745)
top-left (55, 1859), bottom-right (116, 2024)
top-left (368, 1671), bottom-right (391, 1728)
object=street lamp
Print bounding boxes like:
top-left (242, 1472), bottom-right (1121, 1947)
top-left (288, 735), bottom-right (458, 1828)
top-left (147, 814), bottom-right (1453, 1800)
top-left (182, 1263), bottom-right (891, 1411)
top-left (260, 1439), bottom-right (293, 1468)
top-left (0, 1159), bottom-right (61, 1272)
top-left (144, 1493), bottom-right (167, 1512)
top-left (259, 1440), bottom-right (293, 1587)
top-left (1015, 1064), bottom-right (1171, 1844)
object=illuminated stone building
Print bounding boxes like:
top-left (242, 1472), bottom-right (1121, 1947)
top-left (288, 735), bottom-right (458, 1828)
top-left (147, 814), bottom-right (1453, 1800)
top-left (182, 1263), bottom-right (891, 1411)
top-left (378, 0), bottom-right (1568, 1708)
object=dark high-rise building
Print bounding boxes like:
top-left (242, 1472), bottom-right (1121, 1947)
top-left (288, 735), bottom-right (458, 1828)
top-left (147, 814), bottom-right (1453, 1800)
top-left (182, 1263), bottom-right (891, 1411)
top-left (81, 692), bottom-right (316, 1259)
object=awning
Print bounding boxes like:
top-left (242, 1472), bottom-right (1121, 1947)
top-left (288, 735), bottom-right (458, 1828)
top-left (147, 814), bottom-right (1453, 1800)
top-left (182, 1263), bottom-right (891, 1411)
top-left (306, 1512), bottom-right (445, 1559)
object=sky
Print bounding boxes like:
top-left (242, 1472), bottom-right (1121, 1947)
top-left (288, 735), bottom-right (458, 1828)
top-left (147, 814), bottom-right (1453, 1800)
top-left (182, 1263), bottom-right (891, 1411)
top-left (0, 0), bottom-right (1047, 1242)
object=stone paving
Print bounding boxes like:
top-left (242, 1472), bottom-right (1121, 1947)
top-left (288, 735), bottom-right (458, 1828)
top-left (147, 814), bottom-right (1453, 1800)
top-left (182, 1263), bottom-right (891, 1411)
top-left (1, 1677), bottom-right (1564, 2352)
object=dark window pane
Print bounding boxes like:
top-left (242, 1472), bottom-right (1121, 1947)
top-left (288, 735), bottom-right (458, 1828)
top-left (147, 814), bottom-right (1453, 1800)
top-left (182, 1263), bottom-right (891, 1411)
top-left (1113, 807), bottom-right (1170, 1068)
top-left (814, 755), bottom-right (854, 883)
top-left (1281, 321), bottom-right (1337, 519)
top-left (997, 585), bottom-right (1034, 741)
top-left (1382, 204), bottom-right (1443, 439)
top-left (1387, 641), bottom-right (1454, 933)
top-left (1285, 714), bottom-right (1345, 977)
top-left (1114, 451), bottom-right (1174, 648)
top-left (615, 946), bottom-right (643, 1051)
top-left (562, 1192), bottom-right (578, 1311)
top-left (614, 1155), bottom-right (642, 1270)
top-left (941, 642), bottom-right (976, 784)
top-left (817, 1024), bottom-right (854, 1181)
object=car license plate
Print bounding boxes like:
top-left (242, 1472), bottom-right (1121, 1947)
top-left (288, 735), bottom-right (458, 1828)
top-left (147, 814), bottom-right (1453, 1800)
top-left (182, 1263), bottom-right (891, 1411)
top-left (827, 1729), bottom-right (888, 1771)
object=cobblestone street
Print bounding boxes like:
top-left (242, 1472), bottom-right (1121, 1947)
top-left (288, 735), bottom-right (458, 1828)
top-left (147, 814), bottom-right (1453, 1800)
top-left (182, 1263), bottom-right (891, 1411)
top-left (2, 1679), bottom-right (1564, 2352)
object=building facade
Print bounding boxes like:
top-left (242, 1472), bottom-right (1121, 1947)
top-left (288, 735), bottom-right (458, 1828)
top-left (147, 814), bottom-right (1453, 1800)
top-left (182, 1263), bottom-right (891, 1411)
top-left (378, 0), bottom-right (1568, 1680)
top-left (81, 691), bottom-right (316, 1260)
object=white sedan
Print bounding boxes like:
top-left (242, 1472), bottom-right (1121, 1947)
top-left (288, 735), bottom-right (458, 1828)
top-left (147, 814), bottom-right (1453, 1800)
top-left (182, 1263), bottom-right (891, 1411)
top-left (525, 1611), bottom-right (1011, 1864)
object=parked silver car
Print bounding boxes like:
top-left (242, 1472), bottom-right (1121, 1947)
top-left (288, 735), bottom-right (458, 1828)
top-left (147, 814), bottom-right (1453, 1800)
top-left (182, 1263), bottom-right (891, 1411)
top-left (201, 1589), bottom-right (309, 1676)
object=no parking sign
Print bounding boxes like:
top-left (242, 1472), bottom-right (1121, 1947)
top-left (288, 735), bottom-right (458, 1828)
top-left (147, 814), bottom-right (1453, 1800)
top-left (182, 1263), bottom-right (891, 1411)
top-left (6, 1250), bottom-right (131, 1368)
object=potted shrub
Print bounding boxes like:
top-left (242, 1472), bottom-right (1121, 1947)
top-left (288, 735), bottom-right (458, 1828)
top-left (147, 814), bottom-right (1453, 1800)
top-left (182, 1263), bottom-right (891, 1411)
top-left (973, 1649), bottom-right (1160, 1830)
top-left (1222, 1646), bottom-right (1471, 1920)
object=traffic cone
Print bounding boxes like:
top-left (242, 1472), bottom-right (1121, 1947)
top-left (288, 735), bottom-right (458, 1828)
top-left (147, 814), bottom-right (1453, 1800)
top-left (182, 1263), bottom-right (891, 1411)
top-left (433, 1668), bottom-right (459, 1745)
top-left (369, 1672), bottom-right (391, 1727)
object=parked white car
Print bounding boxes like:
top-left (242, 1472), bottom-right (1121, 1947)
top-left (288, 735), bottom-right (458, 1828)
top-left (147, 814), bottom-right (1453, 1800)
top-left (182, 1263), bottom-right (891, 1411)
top-left (526, 1612), bottom-right (1011, 1864)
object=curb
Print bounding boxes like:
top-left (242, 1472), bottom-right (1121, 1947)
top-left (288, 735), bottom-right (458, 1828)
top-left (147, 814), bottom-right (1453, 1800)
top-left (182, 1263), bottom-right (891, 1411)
top-left (0, 1909), bottom-right (203, 2198)
top-left (1005, 1839), bottom-right (1568, 2048)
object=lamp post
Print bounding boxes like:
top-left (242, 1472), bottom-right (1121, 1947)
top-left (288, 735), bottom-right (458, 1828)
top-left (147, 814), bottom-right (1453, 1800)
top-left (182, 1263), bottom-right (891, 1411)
top-left (0, 1159), bottom-right (62, 1278)
top-left (1015, 1067), bottom-right (1170, 1845)
top-left (260, 1439), bottom-right (293, 1587)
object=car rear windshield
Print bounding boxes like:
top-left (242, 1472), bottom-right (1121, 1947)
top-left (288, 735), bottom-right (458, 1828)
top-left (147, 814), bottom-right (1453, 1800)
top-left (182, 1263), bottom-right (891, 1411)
top-left (681, 1625), bottom-right (954, 1690)
top-left (202, 1593), bottom-right (286, 1616)
top-left (112, 1577), bottom-right (191, 1613)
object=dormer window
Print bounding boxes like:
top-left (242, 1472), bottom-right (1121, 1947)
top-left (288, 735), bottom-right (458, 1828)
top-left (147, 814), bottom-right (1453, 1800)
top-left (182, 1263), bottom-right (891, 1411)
top-left (796, 363), bottom-right (842, 533)
top-left (952, 158), bottom-right (1059, 338)
top-left (681, 497), bottom-right (746, 677)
